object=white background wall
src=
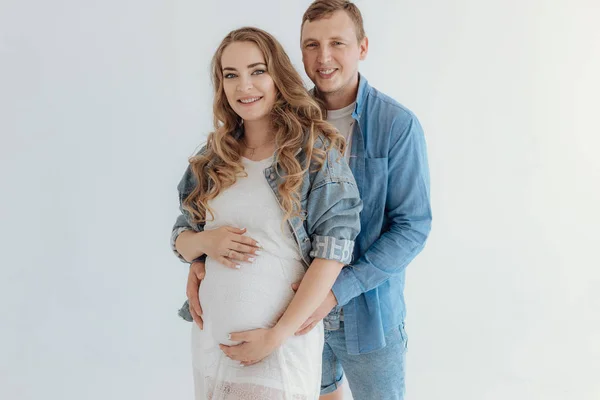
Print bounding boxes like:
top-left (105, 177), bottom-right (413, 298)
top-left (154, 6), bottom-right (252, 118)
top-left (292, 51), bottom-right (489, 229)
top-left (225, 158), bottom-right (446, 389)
top-left (1, 0), bottom-right (599, 399)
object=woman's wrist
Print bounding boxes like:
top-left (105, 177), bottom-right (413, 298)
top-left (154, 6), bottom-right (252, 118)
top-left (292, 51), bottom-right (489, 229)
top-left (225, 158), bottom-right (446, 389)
top-left (194, 230), bottom-right (207, 256)
top-left (271, 322), bottom-right (295, 343)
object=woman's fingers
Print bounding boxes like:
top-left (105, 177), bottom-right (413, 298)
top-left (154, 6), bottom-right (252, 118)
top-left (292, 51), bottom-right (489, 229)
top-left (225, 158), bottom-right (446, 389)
top-left (226, 228), bottom-right (261, 248)
top-left (225, 249), bottom-right (257, 263)
top-left (219, 256), bottom-right (242, 270)
top-left (230, 242), bottom-right (262, 255)
top-left (225, 226), bottom-right (247, 234)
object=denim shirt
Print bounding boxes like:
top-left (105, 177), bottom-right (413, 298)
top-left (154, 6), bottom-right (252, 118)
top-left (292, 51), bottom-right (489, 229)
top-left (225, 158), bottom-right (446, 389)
top-left (326, 74), bottom-right (432, 355)
top-left (171, 133), bottom-right (362, 322)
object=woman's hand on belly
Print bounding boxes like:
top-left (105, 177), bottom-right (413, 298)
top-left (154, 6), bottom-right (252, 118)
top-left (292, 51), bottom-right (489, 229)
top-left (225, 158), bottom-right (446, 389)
top-left (218, 327), bottom-right (286, 366)
top-left (200, 226), bottom-right (262, 268)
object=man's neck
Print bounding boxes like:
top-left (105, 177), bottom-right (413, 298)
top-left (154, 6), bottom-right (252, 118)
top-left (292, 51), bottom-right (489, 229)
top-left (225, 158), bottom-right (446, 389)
top-left (322, 74), bottom-right (360, 111)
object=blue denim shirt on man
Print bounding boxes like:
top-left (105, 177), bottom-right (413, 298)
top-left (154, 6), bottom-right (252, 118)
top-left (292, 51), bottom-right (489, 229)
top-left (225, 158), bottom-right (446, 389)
top-left (327, 74), bottom-right (432, 355)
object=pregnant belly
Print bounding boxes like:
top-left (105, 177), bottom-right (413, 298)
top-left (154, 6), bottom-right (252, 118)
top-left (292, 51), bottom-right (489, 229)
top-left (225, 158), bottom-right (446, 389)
top-left (199, 253), bottom-right (305, 344)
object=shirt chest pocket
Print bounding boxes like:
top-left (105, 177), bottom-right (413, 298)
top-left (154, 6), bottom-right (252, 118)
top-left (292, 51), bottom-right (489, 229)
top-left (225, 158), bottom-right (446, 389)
top-left (361, 157), bottom-right (388, 220)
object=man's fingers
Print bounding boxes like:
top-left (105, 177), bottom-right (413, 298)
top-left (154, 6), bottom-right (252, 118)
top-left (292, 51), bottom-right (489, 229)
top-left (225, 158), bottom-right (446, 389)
top-left (189, 295), bottom-right (202, 316)
top-left (186, 283), bottom-right (198, 302)
top-left (194, 268), bottom-right (206, 280)
top-left (190, 306), bottom-right (203, 330)
top-left (291, 282), bottom-right (301, 292)
top-left (295, 318), bottom-right (313, 335)
top-left (296, 321), bottom-right (317, 336)
top-left (190, 262), bottom-right (206, 280)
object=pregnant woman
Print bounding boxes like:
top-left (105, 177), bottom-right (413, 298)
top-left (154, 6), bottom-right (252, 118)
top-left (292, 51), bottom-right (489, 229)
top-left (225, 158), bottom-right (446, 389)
top-left (170, 27), bottom-right (362, 400)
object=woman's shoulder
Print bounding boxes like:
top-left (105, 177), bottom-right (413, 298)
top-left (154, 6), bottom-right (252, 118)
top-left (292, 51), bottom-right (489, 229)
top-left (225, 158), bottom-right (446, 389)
top-left (313, 133), bottom-right (331, 150)
top-left (177, 143), bottom-right (210, 194)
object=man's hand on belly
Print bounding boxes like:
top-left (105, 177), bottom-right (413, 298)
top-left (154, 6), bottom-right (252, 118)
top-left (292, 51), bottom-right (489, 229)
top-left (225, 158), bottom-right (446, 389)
top-left (186, 261), bottom-right (206, 330)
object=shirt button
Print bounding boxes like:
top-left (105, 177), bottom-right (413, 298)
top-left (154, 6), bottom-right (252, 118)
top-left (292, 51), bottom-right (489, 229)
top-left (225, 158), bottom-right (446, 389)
top-left (303, 237), bottom-right (310, 243)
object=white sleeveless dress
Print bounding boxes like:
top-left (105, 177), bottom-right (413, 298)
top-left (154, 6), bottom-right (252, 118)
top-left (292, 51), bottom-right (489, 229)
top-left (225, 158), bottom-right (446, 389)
top-left (191, 155), bottom-right (324, 400)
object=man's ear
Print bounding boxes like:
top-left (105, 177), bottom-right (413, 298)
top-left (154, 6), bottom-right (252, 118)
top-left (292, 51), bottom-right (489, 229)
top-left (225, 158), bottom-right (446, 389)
top-left (359, 36), bottom-right (369, 61)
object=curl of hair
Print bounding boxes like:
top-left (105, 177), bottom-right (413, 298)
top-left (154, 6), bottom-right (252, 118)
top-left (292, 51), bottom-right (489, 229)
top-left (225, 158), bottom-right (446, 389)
top-left (183, 27), bottom-right (345, 225)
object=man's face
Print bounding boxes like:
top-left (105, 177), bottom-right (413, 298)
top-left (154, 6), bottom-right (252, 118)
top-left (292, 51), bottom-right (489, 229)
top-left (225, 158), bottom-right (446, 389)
top-left (301, 10), bottom-right (368, 99)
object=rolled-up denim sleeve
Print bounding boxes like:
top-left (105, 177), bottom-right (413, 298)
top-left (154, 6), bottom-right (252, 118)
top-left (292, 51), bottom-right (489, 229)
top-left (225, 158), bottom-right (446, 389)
top-left (306, 146), bottom-right (362, 265)
top-left (170, 160), bottom-right (207, 264)
top-left (331, 113), bottom-right (432, 307)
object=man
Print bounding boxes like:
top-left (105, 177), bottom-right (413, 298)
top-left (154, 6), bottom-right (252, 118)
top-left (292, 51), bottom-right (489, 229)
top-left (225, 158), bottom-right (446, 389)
top-left (181, 1), bottom-right (431, 399)
top-left (292, 2), bottom-right (431, 399)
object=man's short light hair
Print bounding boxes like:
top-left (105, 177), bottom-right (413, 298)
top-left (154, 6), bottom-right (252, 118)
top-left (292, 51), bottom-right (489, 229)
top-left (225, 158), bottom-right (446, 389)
top-left (302, 0), bottom-right (366, 42)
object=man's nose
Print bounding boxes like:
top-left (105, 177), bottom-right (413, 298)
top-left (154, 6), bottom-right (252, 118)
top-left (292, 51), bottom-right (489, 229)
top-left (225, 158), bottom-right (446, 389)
top-left (317, 46), bottom-right (332, 64)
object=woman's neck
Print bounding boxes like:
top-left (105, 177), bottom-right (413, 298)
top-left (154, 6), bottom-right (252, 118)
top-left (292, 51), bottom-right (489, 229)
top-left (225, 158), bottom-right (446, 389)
top-left (241, 118), bottom-right (276, 160)
top-left (242, 118), bottom-right (274, 147)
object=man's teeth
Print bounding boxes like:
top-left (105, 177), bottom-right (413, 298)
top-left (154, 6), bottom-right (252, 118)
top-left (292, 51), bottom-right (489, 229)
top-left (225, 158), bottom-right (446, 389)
top-left (320, 69), bottom-right (336, 74)
top-left (240, 97), bottom-right (261, 104)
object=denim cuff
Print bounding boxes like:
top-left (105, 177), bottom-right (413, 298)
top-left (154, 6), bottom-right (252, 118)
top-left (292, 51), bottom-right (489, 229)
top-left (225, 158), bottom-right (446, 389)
top-left (331, 266), bottom-right (364, 307)
top-left (309, 235), bottom-right (354, 265)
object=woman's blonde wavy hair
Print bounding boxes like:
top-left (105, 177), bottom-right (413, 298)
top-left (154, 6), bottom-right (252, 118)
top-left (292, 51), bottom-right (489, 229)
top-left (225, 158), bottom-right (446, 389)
top-left (183, 27), bottom-right (345, 224)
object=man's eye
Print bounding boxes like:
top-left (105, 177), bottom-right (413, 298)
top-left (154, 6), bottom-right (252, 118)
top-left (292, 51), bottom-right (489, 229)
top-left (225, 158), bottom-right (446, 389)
top-left (306, 43), bottom-right (317, 48)
top-left (333, 42), bottom-right (344, 46)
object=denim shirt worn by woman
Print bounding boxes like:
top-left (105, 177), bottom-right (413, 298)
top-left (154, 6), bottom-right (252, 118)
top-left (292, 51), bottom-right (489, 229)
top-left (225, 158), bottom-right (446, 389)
top-left (171, 132), bottom-right (363, 322)
top-left (325, 74), bottom-right (432, 355)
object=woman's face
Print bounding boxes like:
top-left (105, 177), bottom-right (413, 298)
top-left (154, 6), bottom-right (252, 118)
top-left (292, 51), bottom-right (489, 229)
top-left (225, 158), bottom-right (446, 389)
top-left (221, 41), bottom-right (277, 124)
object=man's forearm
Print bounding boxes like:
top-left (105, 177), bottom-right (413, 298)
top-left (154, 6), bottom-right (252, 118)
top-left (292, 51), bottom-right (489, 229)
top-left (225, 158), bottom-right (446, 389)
top-left (332, 218), bottom-right (431, 306)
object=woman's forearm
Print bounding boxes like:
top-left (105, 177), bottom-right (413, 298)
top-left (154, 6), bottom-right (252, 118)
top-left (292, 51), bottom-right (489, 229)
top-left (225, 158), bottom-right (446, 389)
top-left (175, 230), bottom-right (206, 262)
top-left (274, 258), bottom-right (343, 338)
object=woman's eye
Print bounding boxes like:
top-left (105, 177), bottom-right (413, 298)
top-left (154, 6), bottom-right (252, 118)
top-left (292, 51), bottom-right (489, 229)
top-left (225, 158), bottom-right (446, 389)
top-left (224, 73), bottom-right (236, 79)
top-left (252, 69), bottom-right (266, 75)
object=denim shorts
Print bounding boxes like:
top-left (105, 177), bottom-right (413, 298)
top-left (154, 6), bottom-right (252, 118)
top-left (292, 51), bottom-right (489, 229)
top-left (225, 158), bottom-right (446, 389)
top-left (320, 320), bottom-right (408, 400)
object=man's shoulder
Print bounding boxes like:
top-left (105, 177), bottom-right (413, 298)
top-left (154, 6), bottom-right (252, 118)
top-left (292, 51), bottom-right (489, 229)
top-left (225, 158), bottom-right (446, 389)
top-left (365, 84), bottom-right (416, 125)
top-left (360, 80), bottom-right (424, 147)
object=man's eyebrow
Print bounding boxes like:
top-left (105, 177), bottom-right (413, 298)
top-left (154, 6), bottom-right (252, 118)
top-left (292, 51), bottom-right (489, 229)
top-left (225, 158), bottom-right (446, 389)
top-left (302, 36), bottom-right (348, 45)
top-left (222, 62), bottom-right (266, 71)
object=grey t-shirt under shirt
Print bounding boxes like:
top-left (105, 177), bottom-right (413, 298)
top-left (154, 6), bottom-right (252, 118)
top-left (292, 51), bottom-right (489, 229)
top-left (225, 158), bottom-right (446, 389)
top-left (326, 102), bottom-right (355, 162)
